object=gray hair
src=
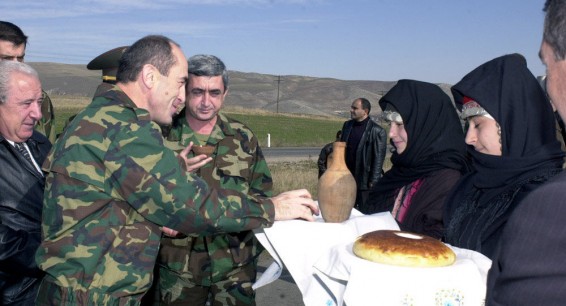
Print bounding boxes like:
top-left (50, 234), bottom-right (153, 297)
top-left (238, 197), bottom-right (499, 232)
top-left (544, 0), bottom-right (566, 60)
top-left (0, 61), bottom-right (38, 104)
top-left (188, 54), bottom-right (229, 91)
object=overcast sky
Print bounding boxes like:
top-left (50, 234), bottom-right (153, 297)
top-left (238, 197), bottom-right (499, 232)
top-left (3, 0), bottom-right (548, 84)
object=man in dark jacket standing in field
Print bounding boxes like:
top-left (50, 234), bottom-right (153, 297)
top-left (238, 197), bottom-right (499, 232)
top-left (0, 60), bottom-right (51, 305)
top-left (341, 97), bottom-right (387, 213)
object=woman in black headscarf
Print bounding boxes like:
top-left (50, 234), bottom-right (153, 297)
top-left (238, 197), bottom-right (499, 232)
top-left (444, 53), bottom-right (565, 259)
top-left (366, 79), bottom-right (469, 239)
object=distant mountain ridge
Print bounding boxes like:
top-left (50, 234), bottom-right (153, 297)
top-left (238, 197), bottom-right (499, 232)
top-left (29, 62), bottom-right (453, 118)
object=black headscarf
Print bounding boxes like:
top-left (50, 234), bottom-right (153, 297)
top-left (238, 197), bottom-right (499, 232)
top-left (444, 54), bottom-right (565, 256)
top-left (366, 80), bottom-right (469, 212)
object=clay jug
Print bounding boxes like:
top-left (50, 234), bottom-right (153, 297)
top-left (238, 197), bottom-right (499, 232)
top-left (317, 141), bottom-right (356, 222)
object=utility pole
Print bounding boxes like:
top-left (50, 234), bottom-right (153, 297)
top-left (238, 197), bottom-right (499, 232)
top-left (275, 75), bottom-right (281, 113)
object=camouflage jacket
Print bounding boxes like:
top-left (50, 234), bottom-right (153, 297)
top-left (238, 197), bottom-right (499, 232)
top-left (158, 110), bottom-right (273, 285)
top-left (35, 88), bottom-right (274, 305)
top-left (35, 90), bottom-right (56, 143)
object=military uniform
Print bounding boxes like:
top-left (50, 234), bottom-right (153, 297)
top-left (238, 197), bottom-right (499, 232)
top-left (156, 111), bottom-right (272, 305)
top-left (87, 46), bottom-right (128, 97)
top-left (35, 90), bottom-right (56, 143)
top-left (35, 88), bottom-right (275, 305)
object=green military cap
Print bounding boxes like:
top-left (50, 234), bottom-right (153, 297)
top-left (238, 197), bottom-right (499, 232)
top-left (87, 46), bottom-right (128, 83)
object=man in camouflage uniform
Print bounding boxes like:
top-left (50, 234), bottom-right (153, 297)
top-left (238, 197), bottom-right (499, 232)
top-left (0, 21), bottom-right (56, 143)
top-left (156, 55), bottom-right (271, 305)
top-left (35, 35), bottom-right (317, 306)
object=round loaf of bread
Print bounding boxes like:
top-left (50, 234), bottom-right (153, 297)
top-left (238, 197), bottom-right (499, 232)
top-left (352, 230), bottom-right (456, 267)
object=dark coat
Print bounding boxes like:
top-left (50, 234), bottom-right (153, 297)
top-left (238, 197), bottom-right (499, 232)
top-left (340, 119), bottom-right (386, 191)
top-left (0, 131), bottom-right (51, 305)
top-left (367, 168), bottom-right (462, 239)
top-left (486, 171), bottom-right (566, 305)
top-left (317, 142), bottom-right (334, 178)
top-left (396, 169), bottom-right (462, 239)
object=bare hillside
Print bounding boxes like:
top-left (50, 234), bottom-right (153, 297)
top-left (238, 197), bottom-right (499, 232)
top-left (29, 62), bottom-right (453, 118)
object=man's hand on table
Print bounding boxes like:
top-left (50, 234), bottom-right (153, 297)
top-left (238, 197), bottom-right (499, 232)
top-left (272, 189), bottom-right (319, 222)
top-left (162, 189), bottom-right (318, 238)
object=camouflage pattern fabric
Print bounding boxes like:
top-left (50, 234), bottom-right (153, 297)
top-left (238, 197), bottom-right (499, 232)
top-left (155, 110), bottom-right (273, 305)
top-left (93, 82), bottom-right (117, 98)
top-left (35, 90), bottom-right (56, 143)
top-left (35, 88), bottom-right (275, 306)
top-left (59, 84), bottom-right (117, 137)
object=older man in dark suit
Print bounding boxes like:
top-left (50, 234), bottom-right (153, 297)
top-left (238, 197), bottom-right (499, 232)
top-left (486, 1), bottom-right (566, 305)
top-left (0, 61), bottom-right (51, 305)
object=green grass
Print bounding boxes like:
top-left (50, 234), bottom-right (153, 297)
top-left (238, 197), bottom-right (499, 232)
top-left (227, 113), bottom-right (343, 147)
top-left (55, 108), bottom-right (80, 135)
top-left (51, 94), bottom-right (346, 147)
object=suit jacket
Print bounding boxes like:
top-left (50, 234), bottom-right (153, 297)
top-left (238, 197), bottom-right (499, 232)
top-left (0, 131), bottom-right (51, 305)
top-left (340, 119), bottom-right (386, 191)
top-left (486, 171), bottom-right (566, 305)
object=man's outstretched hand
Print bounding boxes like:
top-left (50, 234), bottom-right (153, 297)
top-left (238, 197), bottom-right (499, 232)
top-left (272, 189), bottom-right (319, 222)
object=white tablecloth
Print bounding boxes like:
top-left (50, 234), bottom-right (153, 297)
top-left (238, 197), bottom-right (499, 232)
top-left (254, 209), bottom-right (492, 306)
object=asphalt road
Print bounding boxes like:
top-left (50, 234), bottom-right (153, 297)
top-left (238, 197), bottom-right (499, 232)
top-left (255, 252), bottom-right (305, 305)
top-left (262, 147), bottom-right (322, 162)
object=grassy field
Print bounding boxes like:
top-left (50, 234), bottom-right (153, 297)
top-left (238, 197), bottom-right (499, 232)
top-left (51, 95), bottom-right (345, 148)
top-left (228, 112), bottom-right (344, 147)
top-left (270, 160), bottom-right (319, 198)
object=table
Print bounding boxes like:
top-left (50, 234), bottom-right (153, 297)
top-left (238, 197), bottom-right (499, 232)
top-left (253, 210), bottom-right (491, 306)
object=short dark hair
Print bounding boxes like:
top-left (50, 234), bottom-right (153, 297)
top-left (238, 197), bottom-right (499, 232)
top-left (188, 54), bottom-right (229, 91)
top-left (358, 97), bottom-right (371, 114)
top-left (0, 21), bottom-right (27, 47)
top-left (116, 35), bottom-right (179, 83)
top-left (543, 0), bottom-right (566, 60)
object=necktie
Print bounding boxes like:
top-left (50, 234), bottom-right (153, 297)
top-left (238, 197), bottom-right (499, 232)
top-left (15, 142), bottom-right (41, 175)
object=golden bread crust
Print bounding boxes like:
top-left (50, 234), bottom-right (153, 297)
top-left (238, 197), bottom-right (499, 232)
top-left (352, 230), bottom-right (456, 267)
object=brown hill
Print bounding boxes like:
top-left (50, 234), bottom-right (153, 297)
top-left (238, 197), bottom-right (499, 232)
top-left (29, 62), bottom-right (453, 118)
